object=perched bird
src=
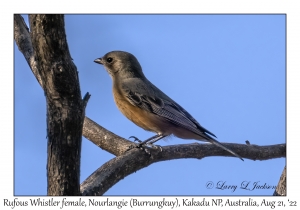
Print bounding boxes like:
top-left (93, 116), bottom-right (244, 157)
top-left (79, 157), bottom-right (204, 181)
top-left (94, 51), bottom-right (243, 160)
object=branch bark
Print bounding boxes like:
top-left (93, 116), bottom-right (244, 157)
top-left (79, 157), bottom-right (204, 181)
top-left (14, 14), bottom-right (43, 86)
top-left (14, 14), bottom-right (286, 196)
top-left (81, 143), bottom-right (286, 195)
top-left (83, 117), bottom-right (133, 156)
top-left (16, 14), bottom-right (84, 195)
top-left (273, 166), bottom-right (286, 196)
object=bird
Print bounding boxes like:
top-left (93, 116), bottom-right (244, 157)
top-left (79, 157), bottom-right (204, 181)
top-left (94, 51), bottom-right (243, 160)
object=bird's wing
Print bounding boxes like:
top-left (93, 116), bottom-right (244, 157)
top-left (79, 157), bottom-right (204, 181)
top-left (121, 79), bottom-right (216, 139)
top-left (122, 79), bottom-right (244, 161)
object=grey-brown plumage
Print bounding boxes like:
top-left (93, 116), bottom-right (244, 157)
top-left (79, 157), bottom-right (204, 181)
top-left (94, 51), bottom-right (243, 160)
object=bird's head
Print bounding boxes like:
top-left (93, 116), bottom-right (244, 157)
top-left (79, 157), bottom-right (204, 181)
top-left (94, 51), bottom-right (145, 80)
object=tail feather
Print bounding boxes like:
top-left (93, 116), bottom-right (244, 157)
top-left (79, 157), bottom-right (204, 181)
top-left (206, 138), bottom-right (244, 161)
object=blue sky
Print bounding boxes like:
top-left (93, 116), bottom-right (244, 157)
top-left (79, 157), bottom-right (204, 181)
top-left (14, 14), bottom-right (286, 195)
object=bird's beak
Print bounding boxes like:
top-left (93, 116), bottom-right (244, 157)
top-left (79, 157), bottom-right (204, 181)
top-left (94, 58), bottom-right (103, 65)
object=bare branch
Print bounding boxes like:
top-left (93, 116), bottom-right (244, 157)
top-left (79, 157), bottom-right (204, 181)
top-left (81, 143), bottom-right (286, 195)
top-left (14, 14), bottom-right (43, 87)
top-left (83, 117), bottom-right (135, 156)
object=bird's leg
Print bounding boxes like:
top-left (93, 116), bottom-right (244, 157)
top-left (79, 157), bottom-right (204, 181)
top-left (141, 134), bottom-right (166, 152)
top-left (127, 135), bottom-right (159, 151)
top-left (138, 134), bottom-right (166, 147)
top-left (127, 134), bottom-right (166, 153)
top-left (129, 134), bottom-right (164, 145)
top-left (140, 134), bottom-right (166, 145)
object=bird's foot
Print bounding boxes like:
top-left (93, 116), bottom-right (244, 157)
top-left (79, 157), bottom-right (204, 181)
top-left (129, 136), bottom-right (142, 143)
top-left (142, 142), bottom-right (163, 152)
top-left (126, 140), bottom-right (162, 155)
top-left (126, 142), bottom-right (151, 155)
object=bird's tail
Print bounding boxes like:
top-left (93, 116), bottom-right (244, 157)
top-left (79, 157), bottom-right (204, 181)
top-left (206, 138), bottom-right (244, 161)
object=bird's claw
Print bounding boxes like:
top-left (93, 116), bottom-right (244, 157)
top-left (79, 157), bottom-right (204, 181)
top-left (154, 145), bottom-right (163, 152)
top-left (129, 136), bottom-right (142, 143)
top-left (144, 142), bottom-right (163, 152)
top-left (125, 143), bottom-right (151, 155)
top-left (126, 141), bottom-right (162, 154)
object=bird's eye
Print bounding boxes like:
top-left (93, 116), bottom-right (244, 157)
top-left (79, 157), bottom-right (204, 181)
top-left (107, 57), bottom-right (113, 63)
